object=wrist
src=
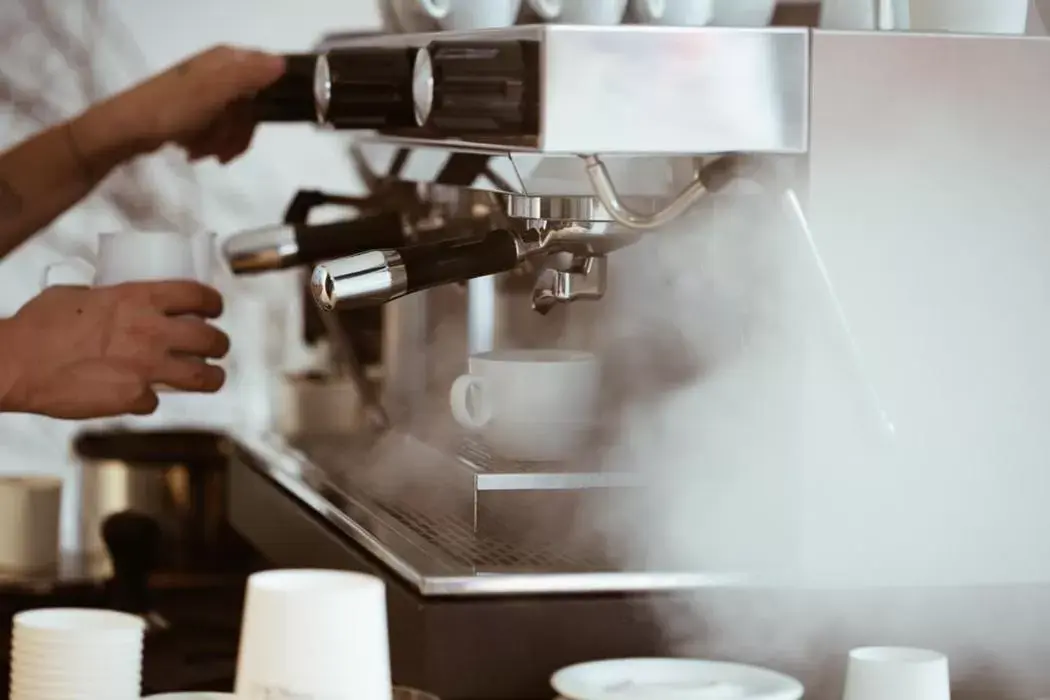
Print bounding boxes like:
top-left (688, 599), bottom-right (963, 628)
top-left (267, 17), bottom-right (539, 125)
top-left (66, 99), bottom-right (151, 177)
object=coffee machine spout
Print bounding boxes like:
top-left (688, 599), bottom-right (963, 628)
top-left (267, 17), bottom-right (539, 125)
top-left (531, 255), bottom-right (607, 315)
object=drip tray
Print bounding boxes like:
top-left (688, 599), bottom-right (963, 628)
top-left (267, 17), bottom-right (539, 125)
top-left (293, 432), bottom-right (640, 572)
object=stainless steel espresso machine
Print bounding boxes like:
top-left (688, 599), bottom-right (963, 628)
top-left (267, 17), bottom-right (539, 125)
top-left (220, 15), bottom-right (1050, 700)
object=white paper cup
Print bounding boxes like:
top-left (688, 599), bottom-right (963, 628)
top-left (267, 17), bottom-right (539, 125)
top-left (843, 647), bottom-right (950, 700)
top-left (0, 476), bottom-right (62, 571)
top-left (234, 569), bottom-right (392, 700)
top-left (14, 608), bottom-right (145, 635)
top-left (11, 608), bottom-right (144, 700)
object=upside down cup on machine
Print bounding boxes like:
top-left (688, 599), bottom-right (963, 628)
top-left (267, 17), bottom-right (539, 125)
top-left (311, 228), bottom-right (524, 311)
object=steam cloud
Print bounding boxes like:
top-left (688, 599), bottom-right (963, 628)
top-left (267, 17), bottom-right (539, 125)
top-left (587, 189), bottom-right (1050, 699)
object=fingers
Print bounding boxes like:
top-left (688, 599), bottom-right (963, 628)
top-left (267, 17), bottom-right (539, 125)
top-left (151, 357), bottom-right (226, 393)
top-left (127, 387), bottom-right (161, 415)
top-left (161, 317), bottom-right (230, 359)
top-left (131, 281), bottom-right (224, 318)
top-left (184, 107), bottom-right (257, 163)
top-left (216, 118), bottom-right (257, 164)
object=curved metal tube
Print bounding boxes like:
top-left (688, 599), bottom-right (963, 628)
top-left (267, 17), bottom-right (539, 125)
top-left (581, 154), bottom-right (710, 230)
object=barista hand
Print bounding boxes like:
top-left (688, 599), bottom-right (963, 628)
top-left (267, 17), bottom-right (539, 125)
top-left (97, 44), bottom-right (286, 164)
top-left (0, 282), bottom-right (230, 419)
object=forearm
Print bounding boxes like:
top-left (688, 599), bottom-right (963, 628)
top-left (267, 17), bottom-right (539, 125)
top-left (0, 101), bottom-right (145, 258)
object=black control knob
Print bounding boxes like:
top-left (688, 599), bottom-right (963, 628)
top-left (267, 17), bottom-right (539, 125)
top-left (253, 54), bottom-right (320, 122)
top-left (413, 41), bottom-right (539, 136)
top-left (316, 48), bottom-right (418, 129)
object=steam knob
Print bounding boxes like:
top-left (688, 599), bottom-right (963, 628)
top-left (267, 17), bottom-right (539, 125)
top-left (413, 41), bottom-right (538, 135)
top-left (316, 48), bottom-right (418, 129)
top-left (253, 54), bottom-right (321, 122)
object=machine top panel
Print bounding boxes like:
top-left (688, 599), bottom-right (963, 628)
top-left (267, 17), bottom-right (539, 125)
top-left (316, 25), bottom-right (810, 155)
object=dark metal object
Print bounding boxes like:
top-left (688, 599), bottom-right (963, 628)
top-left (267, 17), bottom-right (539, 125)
top-left (319, 48), bottom-right (419, 129)
top-left (74, 430), bottom-right (254, 574)
top-left (252, 53), bottom-right (320, 122)
top-left (416, 40), bottom-right (540, 136)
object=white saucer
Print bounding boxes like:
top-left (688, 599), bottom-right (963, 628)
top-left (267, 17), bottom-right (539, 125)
top-left (551, 658), bottom-right (804, 700)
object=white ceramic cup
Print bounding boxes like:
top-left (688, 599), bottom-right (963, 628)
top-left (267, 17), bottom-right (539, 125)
top-left (907, 0), bottom-right (1028, 33)
top-left (384, 0), bottom-right (451, 32)
top-left (234, 569), bottom-right (392, 700)
top-left (415, 0), bottom-right (523, 29)
top-left (631, 0), bottom-right (714, 25)
top-left (533, 0), bottom-right (628, 24)
top-left (843, 647), bottom-right (950, 700)
top-left (41, 231), bottom-right (211, 288)
top-left (449, 349), bottom-right (600, 462)
top-left (709, 0), bottom-right (777, 26)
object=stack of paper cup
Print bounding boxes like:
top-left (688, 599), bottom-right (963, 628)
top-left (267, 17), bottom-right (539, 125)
top-left (10, 608), bottom-right (145, 700)
top-left (235, 569), bottom-right (392, 700)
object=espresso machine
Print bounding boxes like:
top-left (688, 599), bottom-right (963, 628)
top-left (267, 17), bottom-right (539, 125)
top-left (220, 13), bottom-right (1050, 700)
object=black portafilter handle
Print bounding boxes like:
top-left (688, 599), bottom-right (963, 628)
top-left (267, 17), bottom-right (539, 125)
top-left (222, 211), bottom-right (409, 274)
top-left (101, 510), bottom-right (162, 617)
top-left (311, 228), bottom-right (522, 311)
top-left (252, 53), bottom-right (321, 122)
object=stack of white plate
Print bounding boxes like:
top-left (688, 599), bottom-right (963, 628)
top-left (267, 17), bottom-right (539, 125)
top-left (10, 608), bottom-right (145, 700)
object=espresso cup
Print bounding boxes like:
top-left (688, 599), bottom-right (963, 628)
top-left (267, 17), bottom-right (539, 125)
top-left (449, 349), bottom-right (600, 462)
top-left (385, 0), bottom-right (451, 32)
top-left (533, 0), bottom-right (628, 24)
top-left (631, 0), bottom-right (713, 25)
top-left (419, 0), bottom-right (523, 29)
top-left (709, 0), bottom-right (776, 26)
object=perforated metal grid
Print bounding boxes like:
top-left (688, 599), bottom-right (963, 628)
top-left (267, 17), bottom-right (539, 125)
top-left (341, 466), bottom-right (607, 572)
top-left (299, 438), bottom-right (609, 573)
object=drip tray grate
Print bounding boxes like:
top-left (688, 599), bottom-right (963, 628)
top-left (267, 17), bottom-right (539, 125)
top-left (299, 435), bottom-right (617, 573)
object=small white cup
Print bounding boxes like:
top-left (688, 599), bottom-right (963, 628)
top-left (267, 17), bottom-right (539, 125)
top-left (414, 0), bottom-right (523, 29)
top-left (384, 0), bottom-right (451, 31)
top-left (534, 0), bottom-right (628, 24)
top-left (631, 0), bottom-right (714, 25)
top-left (843, 647), bottom-right (950, 700)
top-left (0, 476), bottom-right (61, 571)
top-left (235, 569), bottom-right (392, 700)
top-left (907, 0), bottom-right (1028, 33)
top-left (709, 0), bottom-right (776, 26)
top-left (449, 349), bottom-right (600, 462)
top-left (42, 230), bottom-right (212, 288)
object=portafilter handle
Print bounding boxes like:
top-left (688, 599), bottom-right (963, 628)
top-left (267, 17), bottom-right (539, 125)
top-left (311, 228), bottom-right (522, 311)
top-left (223, 211), bottom-right (409, 274)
